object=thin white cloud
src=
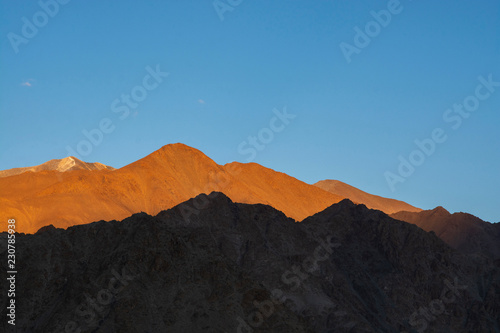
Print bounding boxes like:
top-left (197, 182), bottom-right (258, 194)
top-left (21, 79), bottom-right (35, 87)
top-left (198, 99), bottom-right (205, 104)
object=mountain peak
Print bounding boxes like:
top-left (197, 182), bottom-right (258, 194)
top-left (431, 206), bottom-right (450, 215)
top-left (57, 156), bottom-right (78, 172)
top-left (147, 143), bottom-right (212, 160)
top-left (126, 143), bottom-right (218, 173)
top-left (158, 142), bottom-right (195, 151)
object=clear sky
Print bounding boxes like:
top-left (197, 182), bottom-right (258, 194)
top-left (1, 0), bottom-right (499, 222)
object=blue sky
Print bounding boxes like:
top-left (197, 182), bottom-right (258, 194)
top-left (1, 0), bottom-right (499, 222)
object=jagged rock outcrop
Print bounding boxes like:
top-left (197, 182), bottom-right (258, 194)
top-left (1, 193), bottom-right (498, 332)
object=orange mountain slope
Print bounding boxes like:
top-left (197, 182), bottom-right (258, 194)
top-left (391, 207), bottom-right (500, 258)
top-left (314, 179), bottom-right (421, 214)
top-left (0, 144), bottom-right (344, 233)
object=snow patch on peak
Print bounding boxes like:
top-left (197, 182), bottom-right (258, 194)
top-left (58, 157), bottom-right (76, 172)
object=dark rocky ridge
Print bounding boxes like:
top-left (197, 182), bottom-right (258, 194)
top-left (1, 193), bottom-right (499, 332)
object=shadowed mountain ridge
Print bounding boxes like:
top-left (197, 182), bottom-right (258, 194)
top-left (2, 193), bottom-right (498, 332)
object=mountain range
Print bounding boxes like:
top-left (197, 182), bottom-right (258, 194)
top-left (1, 144), bottom-right (500, 332)
top-left (0, 143), bottom-right (498, 260)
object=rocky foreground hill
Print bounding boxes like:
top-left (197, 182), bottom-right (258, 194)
top-left (1, 193), bottom-right (499, 332)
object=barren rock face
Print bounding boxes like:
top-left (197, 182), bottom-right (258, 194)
top-left (1, 193), bottom-right (499, 332)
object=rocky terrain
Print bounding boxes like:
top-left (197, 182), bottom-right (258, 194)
top-left (2, 193), bottom-right (498, 332)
